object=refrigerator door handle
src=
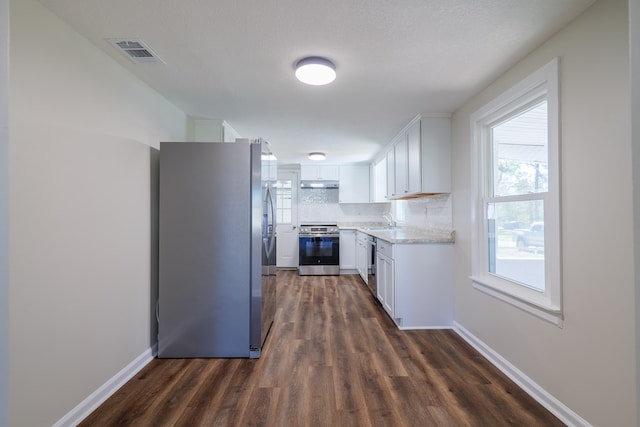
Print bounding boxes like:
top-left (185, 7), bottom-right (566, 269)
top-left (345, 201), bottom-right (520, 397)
top-left (266, 187), bottom-right (276, 258)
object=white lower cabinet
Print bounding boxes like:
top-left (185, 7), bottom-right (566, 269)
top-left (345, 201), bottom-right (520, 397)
top-left (376, 239), bottom-right (453, 328)
top-left (339, 230), bottom-right (357, 271)
top-left (355, 231), bottom-right (368, 283)
top-left (376, 244), bottom-right (394, 316)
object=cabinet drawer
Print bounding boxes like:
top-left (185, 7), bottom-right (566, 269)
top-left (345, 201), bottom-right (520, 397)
top-left (377, 239), bottom-right (393, 258)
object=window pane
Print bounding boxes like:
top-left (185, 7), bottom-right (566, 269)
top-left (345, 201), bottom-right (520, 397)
top-left (276, 180), bottom-right (292, 225)
top-left (491, 102), bottom-right (548, 197)
top-left (488, 200), bottom-right (545, 291)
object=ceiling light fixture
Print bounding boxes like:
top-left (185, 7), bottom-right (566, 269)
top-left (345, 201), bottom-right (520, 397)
top-left (308, 152), bottom-right (326, 161)
top-left (295, 57), bottom-right (336, 86)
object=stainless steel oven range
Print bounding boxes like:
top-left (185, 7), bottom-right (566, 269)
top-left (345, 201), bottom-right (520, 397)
top-left (298, 224), bottom-right (340, 275)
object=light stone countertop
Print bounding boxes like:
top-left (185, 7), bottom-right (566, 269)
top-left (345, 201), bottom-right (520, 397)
top-left (337, 222), bottom-right (386, 230)
top-left (337, 222), bottom-right (455, 244)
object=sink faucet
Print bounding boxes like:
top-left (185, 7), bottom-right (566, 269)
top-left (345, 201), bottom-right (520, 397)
top-left (382, 213), bottom-right (396, 229)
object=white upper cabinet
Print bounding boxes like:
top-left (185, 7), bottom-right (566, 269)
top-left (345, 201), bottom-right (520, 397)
top-left (406, 120), bottom-right (422, 194)
top-left (339, 165), bottom-right (370, 203)
top-left (384, 115), bottom-right (451, 199)
top-left (394, 133), bottom-right (408, 196)
top-left (385, 147), bottom-right (396, 199)
top-left (420, 116), bottom-right (451, 194)
top-left (372, 158), bottom-right (387, 203)
top-left (391, 119), bottom-right (421, 198)
top-left (300, 165), bottom-right (339, 181)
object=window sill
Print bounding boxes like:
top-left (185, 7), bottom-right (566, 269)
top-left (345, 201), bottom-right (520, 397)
top-left (470, 276), bottom-right (563, 328)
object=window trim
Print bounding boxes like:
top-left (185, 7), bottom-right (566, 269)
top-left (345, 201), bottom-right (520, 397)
top-left (470, 58), bottom-right (562, 327)
top-left (275, 179), bottom-right (293, 225)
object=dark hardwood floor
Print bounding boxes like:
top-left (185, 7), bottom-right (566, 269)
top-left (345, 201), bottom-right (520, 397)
top-left (80, 271), bottom-right (563, 426)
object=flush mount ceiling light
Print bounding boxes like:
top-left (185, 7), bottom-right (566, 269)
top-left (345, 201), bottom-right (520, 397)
top-left (308, 152), bottom-right (326, 161)
top-left (295, 57), bottom-right (336, 85)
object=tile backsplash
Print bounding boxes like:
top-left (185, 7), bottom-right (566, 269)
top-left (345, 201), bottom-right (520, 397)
top-left (298, 188), bottom-right (387, 223)
top-left (394, 193), bottom-right (452, 229)
top-left (298, 188), bottom-right (452, 230)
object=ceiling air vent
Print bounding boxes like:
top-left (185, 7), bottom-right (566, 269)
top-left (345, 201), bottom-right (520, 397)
top-left (107, 38), bottom-right (165, 64)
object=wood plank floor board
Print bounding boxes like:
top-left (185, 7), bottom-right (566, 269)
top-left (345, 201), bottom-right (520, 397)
top-left (197, 359), bottom-right (257, 427)
top-left (174, 360), bottom-right (248, 426)
top-left (255, 321), bottom-right (293, 388)
top-left (384, 375), bottom-right (442, 426)
top-left (79, 271), bottom-right (564, 427)
top-left (430, 331), bottom-right (494, 385)
top-left (234, 387), bottom-right (281, 427)
top-left (426, 405), bottom-right (471, 427)
top-left (359, 317), bottom-right (409, 377)
top-left (354, 352), bottom-right (408, 426)
top-left (307, 365), bottom-right (338, 426)
top-left (430, 367), bottom-right (503, 426)
top-left (332, 353), bottom-right (370, 415)
top-left (135, 359), bottom-right (216, 426)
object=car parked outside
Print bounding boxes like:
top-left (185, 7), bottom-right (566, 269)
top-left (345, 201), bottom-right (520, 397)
top-left (512, 222), bottom-right (544, 250)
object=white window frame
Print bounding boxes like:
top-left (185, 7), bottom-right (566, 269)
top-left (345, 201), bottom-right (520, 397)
top-left (275, 179), bottom-right (293, 225)
top-left (470, 58), bottom-right (562, 326)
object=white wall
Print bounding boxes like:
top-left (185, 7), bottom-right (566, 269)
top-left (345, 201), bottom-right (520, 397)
top-left (0, 0), bottom-right (8, 424)
top-left (631, 0), bottom-right (640, 422)
top-left (9, 0), bottom-right (186, 426)
top-left (452, 0), bottom-right (635, 425)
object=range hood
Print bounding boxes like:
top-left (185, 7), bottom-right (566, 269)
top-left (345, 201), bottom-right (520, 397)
top-left (300, 180), bottom-right (339, 189)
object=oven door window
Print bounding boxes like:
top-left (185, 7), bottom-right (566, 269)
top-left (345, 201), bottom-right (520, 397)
top-left (299, 236), bottom-right (339, 265)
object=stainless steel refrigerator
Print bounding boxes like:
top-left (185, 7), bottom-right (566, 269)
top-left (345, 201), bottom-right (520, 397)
top-left (157, 139), bottom-right (276, 358)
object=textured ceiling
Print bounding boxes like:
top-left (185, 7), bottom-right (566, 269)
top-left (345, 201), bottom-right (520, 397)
top-left (37, 0), bottom-right (595, 165)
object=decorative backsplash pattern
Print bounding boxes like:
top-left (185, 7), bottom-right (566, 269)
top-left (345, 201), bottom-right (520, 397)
top-left (298, 188), bottom-right (452, 230)
top-left (299, 188), bottom-right (338, 205)
top-left (298, 189), bottom-right (387, 223)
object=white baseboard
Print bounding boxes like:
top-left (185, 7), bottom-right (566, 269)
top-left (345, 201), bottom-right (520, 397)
top-left (53, 344), bottom-right (157, 427)
top-left (55, 328), bottom-right (591, 426)
top-left (453, 322), bottom-right (590, 427)
top-left (397, 325), bottom-right (453, 330)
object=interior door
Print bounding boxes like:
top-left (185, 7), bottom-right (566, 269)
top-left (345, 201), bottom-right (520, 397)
top-left (276, 170), bottom-right (299, 268)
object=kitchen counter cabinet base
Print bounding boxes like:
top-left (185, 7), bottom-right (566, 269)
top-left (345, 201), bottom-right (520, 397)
top-left (378, 241), bottom-right (453, 329)
top-left (339, 229), bottom-right (357, 271)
